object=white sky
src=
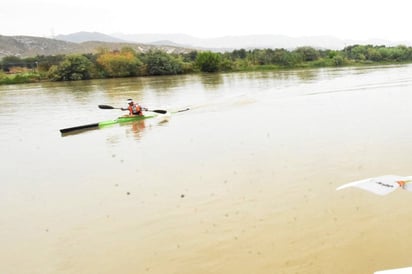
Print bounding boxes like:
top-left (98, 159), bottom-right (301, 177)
top-left (1, 0), bottom-right (411, 42)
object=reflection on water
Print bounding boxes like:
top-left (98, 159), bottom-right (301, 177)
top-left (295, 68), bottom-right (320, 81)
top-left (1, 65), bottom-right (412, 274)
top-left (199, 73), bottom-right (224, 89)
top-left (123, 120), bottom-right (147, 140)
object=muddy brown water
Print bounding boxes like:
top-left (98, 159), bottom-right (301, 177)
top-left (1, 65), bottom-right (412, 274)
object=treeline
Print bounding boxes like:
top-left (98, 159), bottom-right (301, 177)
top-left (1, 44), bottom-right (412, 84)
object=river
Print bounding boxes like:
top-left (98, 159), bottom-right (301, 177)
top-left (1, 65), bottom-right (412, 274)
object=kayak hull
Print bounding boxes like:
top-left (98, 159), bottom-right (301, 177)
top-left (98, 114), bottom-right (157, 127)
top-left (60, 108), bottom-right (189, 135)
top-left (60, 114), bottom-right (157, 135)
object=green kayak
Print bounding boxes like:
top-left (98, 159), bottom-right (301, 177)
top-left (60, 108), bottom-right (189, 135)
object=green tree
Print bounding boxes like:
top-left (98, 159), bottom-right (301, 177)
top-left (1, 56), bottom-right (25, 71)
top-left (252, 49), bottom-right (272, 65)
top-left (182, 51), bottom-right (198, 62)
top-left (219, 56), bottom-right (234, 71)
top-left (141, 50), bottom-right (183, 75)
top-left (344, 45), bottom-right (368, 61)
top-left (231, 49), bottom-right (247, 59)
top-left (47, 54), bottom-right (94, 81)
top-left (294, 47), bottom-right (320, 62)
top-left (383, 46), bottom-right (410, 61)
top-left (332, 55), bottom-right (345, 66)
top-left (367, 47), bottom-right (382, 61)
top-left (195, 51), bottom-right (222, 72)
top-left (32, 55), bottom-right (65, 72)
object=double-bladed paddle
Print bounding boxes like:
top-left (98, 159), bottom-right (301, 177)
top-left (98, 104), bottom-right (167, 114)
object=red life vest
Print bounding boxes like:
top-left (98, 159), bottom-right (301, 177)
top-left (128, 104), bottom-right (142, 115)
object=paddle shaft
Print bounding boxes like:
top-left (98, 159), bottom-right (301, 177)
top-left (98, 104), bottom-right (167, 114)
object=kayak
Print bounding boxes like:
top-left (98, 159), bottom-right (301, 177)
top-left (60, 108), bottom-right (189, 135)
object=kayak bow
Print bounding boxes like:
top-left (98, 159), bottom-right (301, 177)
top-left (60, 108), bottom-right (189, 135)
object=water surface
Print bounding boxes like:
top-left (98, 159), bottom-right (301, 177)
top-left (1, 65), bottom-right (412, 274)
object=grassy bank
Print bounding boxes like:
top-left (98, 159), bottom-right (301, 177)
top-left (0, 72), bottom-right (43, 85)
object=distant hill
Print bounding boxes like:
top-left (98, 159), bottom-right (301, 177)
top-left (111, 32), bottom-right (412, 50)
top-left (0, 35), bottom-right (83, 58)
top-left (1, 31), bottom-right (411, 59)
top-left (0, 34), bottom-right (193, 59)
top-left (54, 31), bottom-right (410, 51)
top-left (112, 33), bottom-right (200, 46)
top-left (55, 31), bottom-right (126, 43)
top-left (56, 32), bottom-right (205, 49)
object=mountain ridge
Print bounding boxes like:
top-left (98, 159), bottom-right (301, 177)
top-left (55, 31), bottom-right (127, 43)
top-left (0, 34), bottom-right (193, 59)
top-left (110, 32), bottom-right (412, 50)
top-left (1, 31), bottom-right (411, 59)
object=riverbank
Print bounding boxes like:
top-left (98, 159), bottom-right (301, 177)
top-left (2, 44), bottom-right (412, 85)
top-left (1, 60), bottom-right (410, 86)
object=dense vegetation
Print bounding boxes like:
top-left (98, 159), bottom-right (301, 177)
top-left (1, 44), bottom-right (412, 85)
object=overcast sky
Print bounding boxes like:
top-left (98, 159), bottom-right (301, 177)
top-left (1, 0), bottom-right (410, 42)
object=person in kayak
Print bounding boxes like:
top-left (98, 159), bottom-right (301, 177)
top-left (121, 99), bottom-right (147, 116)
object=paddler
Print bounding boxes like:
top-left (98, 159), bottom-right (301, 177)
top-left (121, 98), bottom-right (147, 116)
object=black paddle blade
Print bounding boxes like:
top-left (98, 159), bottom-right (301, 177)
top-left (150, 109), bottom-right (167, 114)
top-left (60, 123), bottom-right (99, 134)
top-left (98, 105), bottom-right (116, 109)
